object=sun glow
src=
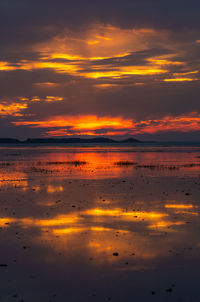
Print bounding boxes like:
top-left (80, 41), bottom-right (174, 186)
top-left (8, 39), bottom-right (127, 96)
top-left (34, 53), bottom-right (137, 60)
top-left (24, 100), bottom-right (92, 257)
top-left (12, 112), bottom-right (200, 136)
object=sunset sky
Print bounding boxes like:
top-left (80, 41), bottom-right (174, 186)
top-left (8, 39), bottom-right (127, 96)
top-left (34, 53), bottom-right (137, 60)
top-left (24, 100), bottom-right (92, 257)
top-left (1, 0), bottom-right (200, 140)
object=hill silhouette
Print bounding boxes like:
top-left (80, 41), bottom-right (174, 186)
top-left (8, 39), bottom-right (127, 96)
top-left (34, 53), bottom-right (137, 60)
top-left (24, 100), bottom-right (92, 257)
top-left (0, 137), bottom-right (141, 144)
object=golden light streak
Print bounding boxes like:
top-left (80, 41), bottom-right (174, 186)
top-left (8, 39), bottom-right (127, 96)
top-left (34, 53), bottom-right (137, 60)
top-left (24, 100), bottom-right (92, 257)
top-left (94, 84), bottom-right (121, 88)
top-left (53, 227), bottom-right (87, 235)
top-left (0, 59), bottom-right (169, 79)
top-left (84, 66), bottom-right (168, 79)
top-left (45, 52), bottom-right (130, 61)
top-left (43, 53), bottom-right (85, 61)
top-left (149, 221), bottom-right (184, 229)
top-left (85, 208), bottom-right (168, 220)
top-left (172, 70), bottom-right (199, 76)
top-left (0, 62), bottom-right (16, 71)
top-left (18, 96), bottom-right (63, 102)
top-left (53, 226), bottom-right (111, 235)
top-left (165, 204), bottom-right (194, 209)
top-left (87, 40), bottom-right (100, 45)
top-left (147, 58), bottom-right (184, 65)
top-left (45, 96), bottom-right (63, 102)
top-left (18, 61), bottom-right (81, 74)
top-left (20, 214), bottom-right (80, 227)
top-left (163, 78), bottom-right (198, 82)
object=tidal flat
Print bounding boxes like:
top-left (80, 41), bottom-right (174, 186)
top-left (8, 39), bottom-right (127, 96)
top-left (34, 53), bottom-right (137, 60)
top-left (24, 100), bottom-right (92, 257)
top-left (0, 145), bottom-right (200, 301)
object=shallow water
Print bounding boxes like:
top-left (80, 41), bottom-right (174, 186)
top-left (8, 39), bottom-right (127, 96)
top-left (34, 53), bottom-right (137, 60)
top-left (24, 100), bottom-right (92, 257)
top-left (0, 146), bottom-right (200, 301)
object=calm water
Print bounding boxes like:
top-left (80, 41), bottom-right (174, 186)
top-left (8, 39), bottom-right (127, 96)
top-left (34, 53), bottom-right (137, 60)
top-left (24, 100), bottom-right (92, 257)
top-left (0, 145), bottom-right (200, 301)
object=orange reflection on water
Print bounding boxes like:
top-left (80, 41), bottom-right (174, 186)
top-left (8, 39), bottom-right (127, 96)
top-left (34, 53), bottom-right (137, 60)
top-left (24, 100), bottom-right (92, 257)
top-left (0, 171), bottom-right (28, 188)
top-left (174, 211), bottom-right (198, 216)
top-left (149, 221), bottom-right (185, 229)
top-left (20, 214), bottom-right (80, 227)
top-left (53, 227), bottom-right (87, 235)
top-left (165, 204), bottom-right (194, 209)
top-left (47, 185), bottom-right (63, 193)
top-left (0, 217), bottom-right (16, 227)
top-left (0, 200), bottom-right (198, 264)
top-left (53, 226), bottom-right (112, 235)
top-left (85, 208), bottom-right (168, 221)
top-left (165, 203), bottom-right (199, 216)
top-left (42, 150), bottom-right (137, 178)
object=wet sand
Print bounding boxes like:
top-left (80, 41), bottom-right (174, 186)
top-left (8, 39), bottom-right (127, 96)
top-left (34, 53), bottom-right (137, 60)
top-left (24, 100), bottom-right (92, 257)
top-left (0, 146), bottom-right (200, 301)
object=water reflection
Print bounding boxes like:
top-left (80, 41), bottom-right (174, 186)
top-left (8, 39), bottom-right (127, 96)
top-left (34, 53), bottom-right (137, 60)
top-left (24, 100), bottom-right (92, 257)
top-left (0, 170), bottom-right (28, 187)
top-left (1, 145), bottom-right (200, 180)
top-left (47, 185), bottom-right (64, 193)
top-left (0, 147), bottom-right (200, 301)
top-left (0, 200), bottom-right (198, 264)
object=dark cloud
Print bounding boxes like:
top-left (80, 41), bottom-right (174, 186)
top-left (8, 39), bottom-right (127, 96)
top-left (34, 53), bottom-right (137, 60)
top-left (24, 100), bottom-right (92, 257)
top-left (1, 0), bottom-right (200, 50)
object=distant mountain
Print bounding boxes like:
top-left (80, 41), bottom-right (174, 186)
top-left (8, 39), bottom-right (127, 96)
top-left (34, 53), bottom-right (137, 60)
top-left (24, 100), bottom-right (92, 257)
top-left (0, 138), bottom-right (21, 144)
top-left (25, 137), bottom-right (118, 144)
top-left (0, 137), bottom-right (141, 144)
top-left (121, 138), bottom-right (140, 143)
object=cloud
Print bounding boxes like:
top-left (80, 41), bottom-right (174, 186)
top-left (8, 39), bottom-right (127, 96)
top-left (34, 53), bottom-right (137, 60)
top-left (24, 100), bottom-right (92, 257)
top-left (12, 112), bottom-right (200, 137)
top-left (0, 96), bottom-right (63, 119)
top-left (163, 78), bottom-right (198, 82)
top-left (0, 2), bottom-right (200, 139)
top-left (0, 25), bottom-right (199, 84)
top-left (0, 102), bottom-right (28, 116)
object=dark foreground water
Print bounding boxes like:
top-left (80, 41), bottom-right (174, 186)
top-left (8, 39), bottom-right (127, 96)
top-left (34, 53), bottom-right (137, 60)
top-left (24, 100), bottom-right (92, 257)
top-left (0, 145), bottom-right (200, 301)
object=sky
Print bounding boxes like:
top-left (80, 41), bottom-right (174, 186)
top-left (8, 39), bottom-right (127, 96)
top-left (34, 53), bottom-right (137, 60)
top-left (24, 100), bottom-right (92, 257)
top-left (1, 0), bottom-right (200, 141)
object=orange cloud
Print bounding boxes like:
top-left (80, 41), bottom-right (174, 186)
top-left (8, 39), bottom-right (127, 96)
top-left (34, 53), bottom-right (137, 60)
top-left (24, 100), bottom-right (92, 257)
top-left (94, 84), bottom-right (121, 89)
top-left (0, 96), bottom-right (63, 118)
top-left (34, 25), bottom-right (163, 60)
top-left (83, 66), bottom-right (168, 79)
top-left (8, 56), bottom-right (168, 79)
top-left (147, 58), bottom-right (184, 66)
top-left (0, 25), bottom-right (184, 81)
top-left (13, 115), bottom-right (133, 129)
top-left (163, 78), bottom-right (198, 82)
top-left (133, 113), bottom-right (200, 134)
top-left (0, 61), bottom-right (16, 71)
top-left (12, 112), bottom-right (200, 135)
top-left (165, 204), bottom-right (194, 209)
top-left (34, 82), bottom-right (60, 87)
top-left (0, 25), bottom-right (199, 85)
top-left (0, 102), bottom-right (28, 116)
top-left (18, 96), bottom-right (63, 102)
top-left (172, 70), bottom-right (199, 76)
top-left (17, 60), bottom-right (81, 74)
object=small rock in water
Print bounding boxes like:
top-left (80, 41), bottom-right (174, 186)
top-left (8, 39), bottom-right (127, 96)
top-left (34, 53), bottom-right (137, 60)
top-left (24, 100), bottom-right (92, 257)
top-left (166, 288), bottom-right (173, 293)
top-left (113, 252), bottom-right (119, 256)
